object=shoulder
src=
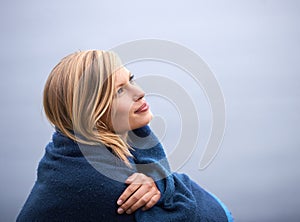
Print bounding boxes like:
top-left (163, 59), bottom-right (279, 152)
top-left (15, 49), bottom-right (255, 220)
top-left (18, 132), bottom-right (136, 222)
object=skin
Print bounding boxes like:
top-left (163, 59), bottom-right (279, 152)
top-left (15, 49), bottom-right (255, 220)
top-left (117, 173), bottom-right (161, 214)
top-left (111, 67), bottom-right (161, 214)
top-left (110, 67), bottom-right (153, 133)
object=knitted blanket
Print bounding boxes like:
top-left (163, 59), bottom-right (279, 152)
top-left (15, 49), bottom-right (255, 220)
top-left (17, 126), bottom-right (232, 222)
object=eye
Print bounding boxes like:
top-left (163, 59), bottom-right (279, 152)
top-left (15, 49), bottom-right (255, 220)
top-left (117, 87), bottom-right (124, 95)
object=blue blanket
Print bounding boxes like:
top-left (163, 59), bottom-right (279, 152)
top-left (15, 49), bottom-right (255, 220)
top-left (17, 126), bottom-right (232, 221)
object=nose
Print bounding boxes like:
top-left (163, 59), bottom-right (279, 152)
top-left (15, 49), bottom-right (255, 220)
top-left (132, 85), bottom-right (145, 102)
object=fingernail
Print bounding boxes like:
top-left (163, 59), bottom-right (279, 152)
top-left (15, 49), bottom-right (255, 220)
top-left (117, 200), bottom-right (123, 205)
top-left (117, 208), bottom-right (124, 214)
top-left (126, 209), bottom-right (132, 214)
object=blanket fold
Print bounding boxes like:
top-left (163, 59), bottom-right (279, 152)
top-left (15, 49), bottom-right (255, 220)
top-left (129, 126), bottom-right (230, 222)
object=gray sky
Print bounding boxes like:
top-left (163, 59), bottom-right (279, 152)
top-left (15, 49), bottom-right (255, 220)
top-left (1, 0), bottom-right (300, 221)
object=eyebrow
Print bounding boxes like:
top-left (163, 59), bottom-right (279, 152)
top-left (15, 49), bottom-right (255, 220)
top-left (115, 72), bottom-right (132, 88)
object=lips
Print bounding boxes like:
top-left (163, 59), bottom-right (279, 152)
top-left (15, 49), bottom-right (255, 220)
top-left (135, 102), bottom-right (149, 113)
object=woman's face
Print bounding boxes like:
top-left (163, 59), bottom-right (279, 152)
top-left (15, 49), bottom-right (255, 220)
top-left (110, 67), bottom-right (152, 134)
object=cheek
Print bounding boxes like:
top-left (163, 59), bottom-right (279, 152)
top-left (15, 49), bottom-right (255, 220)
top-left (113, 101), bottom-right (133, 118)
top-left (111, 99), bottom-right (134, 131)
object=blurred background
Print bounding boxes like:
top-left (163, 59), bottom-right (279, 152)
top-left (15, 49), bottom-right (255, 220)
top-left (1, 0), bottom-right (299, 221)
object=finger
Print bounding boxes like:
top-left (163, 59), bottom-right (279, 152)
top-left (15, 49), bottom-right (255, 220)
top-left (120, 184), bottom-right (151, 211)
top-left (117, 173), bottom-right (159, 214)
top-left (117, 183), bottom-right (141, 206)
top-left (142, 192), bottom-right (161, 211)
top-left (126, 188), bottom-right (156, 214)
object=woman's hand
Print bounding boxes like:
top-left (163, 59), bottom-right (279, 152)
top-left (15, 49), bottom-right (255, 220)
top-left (117, 173), bottom-right (161, 214)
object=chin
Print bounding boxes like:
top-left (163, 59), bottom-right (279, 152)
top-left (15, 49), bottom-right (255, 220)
top-left (131, 111), bottom-right (153, 130)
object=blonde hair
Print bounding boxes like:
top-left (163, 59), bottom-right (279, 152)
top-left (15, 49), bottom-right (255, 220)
top-left (43, 50), bottom-right (132, 164)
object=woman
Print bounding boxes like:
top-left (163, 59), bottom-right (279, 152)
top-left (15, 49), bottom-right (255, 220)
top-left (17, 50), bottom-right (233, 221)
